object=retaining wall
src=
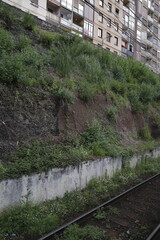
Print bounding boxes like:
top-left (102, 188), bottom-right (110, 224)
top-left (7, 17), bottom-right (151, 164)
top-left (0, 147), bottom-right (160, 212)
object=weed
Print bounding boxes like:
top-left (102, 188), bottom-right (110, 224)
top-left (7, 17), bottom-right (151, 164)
top-left (21, 12), bottom-right (36, 30)
top-left (140, 124), bottom-right (152, 140)
top-left (106, 105), bottom-right (118, 121)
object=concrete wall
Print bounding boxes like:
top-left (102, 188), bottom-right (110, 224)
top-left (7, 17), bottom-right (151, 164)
top-left (0, 147), bottom-right (160, 212)
top-left (2, 0), bottom-right (47, 20)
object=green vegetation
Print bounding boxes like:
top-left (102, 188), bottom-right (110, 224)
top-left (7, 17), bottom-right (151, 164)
top-left (0, 2), bottom-right (160, 177)
top-left (0, 157), bottom-right (160, 239)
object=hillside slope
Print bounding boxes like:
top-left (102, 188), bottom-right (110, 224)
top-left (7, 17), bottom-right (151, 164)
top-left (0, 2), bottom-right (160, 179)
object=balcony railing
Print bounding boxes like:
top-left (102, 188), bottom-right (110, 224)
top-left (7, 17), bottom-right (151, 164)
top-left (61, 18), bottom-right (83, 32)
top-left (46, 12), bottom-right (59, 22)
top-left (122, 33), bottom-right (129, 41)
top-left (73, 7), bottom-right (83, 16)
top-left (72, 23), bottom-right (83, 32)
top-left (148, 15), bottom-right (153, 23)
top-left (61, 18), bottom-right (72, 28)
top-left (146, 52), bottom-right (152, 59)
top-left (147, 39), bottom-right (153, 47)
top-left (122, 47), bottom-right (127, 54)
top-left (48, 0), bottom-right (60, 6)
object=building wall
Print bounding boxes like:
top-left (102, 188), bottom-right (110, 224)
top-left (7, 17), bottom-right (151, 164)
top-left (1, 0), bottom-right (160, 74)
top-left (2, 0), bottom-right (47, 20)
top-left (93, 0), bottom-right (123, 55)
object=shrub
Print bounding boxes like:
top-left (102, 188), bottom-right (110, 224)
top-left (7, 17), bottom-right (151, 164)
top-left (0, 28), bottom-right (14, 55)
top-left (35, 27), bottom-right (56, 48)
top-left (140, 124), bottom-right (152, 140)
top-left (139, 83), bottom-right (153, 104)
top-left (0, 54), bottom-right (24, 84)
top-left (16, 35), bottom-right (32, 51)
top-left (51, 45), bottom-right (73, 77)
top-left (21, 12), bottom-right (36, 30)
top-left (78, 79), bottom-right (96, 102)
top-left (0, 3), bottom-right (16, 27)
top-left (106, 105), bottom-right (118, 121)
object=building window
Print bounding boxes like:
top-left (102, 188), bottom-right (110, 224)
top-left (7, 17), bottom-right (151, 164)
top-left (114, 22), bottom-right (118, 31)
top-left (84, 21), bottom-right (93, 38)
top-left (106, 47), bottom-right (110, 51)
top-left (31, 0), bottom-right (38, 6)
top-left (98, 13), bottom-right (103, 23)
top-left (98, 28), bottom-right (103, 38)
top-left (107, 18), bottom-right (111, 27)
top-left (114, 36), bottom-right (118, 46)
top-left (128, 44), bottom-right (133, 52)
top-left (108, 3), bottom-right (112, 12)
top-left (114, 51), bottom-right (118, 54)
top-left (115, 8), bottom-right (119, 17)
top-left (106, 32), bottom-right (112, 42)
top-left (115, 0), bottom-right (120, 2)
top-left (99, 0), bottom-right (104, 7)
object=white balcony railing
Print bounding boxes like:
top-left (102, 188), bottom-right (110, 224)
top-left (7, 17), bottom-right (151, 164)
top-left (72, 23), bottom-right (83, 32)
top-left (61, 18), bottom-right (72, 28)
top-left (60, 18), bottom-right (83, 32)
top-left (73, 7), bottom-right (83, 16)
top-left (46, 12), bottom-right (59, 22)
top-left (148, 15), bottom-right (153, 23)
top-left (122, 33), bottom-right (129, 41)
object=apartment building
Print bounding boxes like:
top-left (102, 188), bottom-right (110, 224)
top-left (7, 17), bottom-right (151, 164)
top-left (1, 0), bottom-right (160, 74)
top-left (93, 0), bottom-right (123, 55)
top-left (135, 0), bottom-right (160, 74)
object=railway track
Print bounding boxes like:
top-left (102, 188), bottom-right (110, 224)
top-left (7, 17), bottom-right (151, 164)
top-left (38, 173), bottom-right (160, 240)
top-left (146, 224), bottom-right (160, 240)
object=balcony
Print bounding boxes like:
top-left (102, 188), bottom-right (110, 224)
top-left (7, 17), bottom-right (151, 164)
top-left (146, 52), bottom-right (152, 59)
top-left (147, 28), bottom-right (153, 37)
top-left (148, 15), bottom-right (153, 25)
top-left (122, 47), bottom-right (127, 54)
top-left (146, 39), bottom-right (153, 48)
top-left (123, 0), bottom-right (130, 7)
top-left (46, 11), bottom-right (59, 23)
top-left (122, 33), bottom-right (129, 42)
top-left (148, 3), bottom-right (154, 13)
top-left (72, 23), bottom-right (83, 32)
top-left (73, 7), bottom-right (83, 16)
top-left (48, 0), bottom-right (60, 6)
top-left (60, 18), bottom-right (72, 28)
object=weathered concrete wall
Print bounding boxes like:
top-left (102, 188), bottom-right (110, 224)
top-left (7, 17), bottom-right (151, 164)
top-left (0, 147), bottom-right (160, 212)
top-left (2, 0), bottom-right (47, 20)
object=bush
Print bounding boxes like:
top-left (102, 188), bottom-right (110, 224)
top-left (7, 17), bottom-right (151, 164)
top-left (140, 124), bottom-right (152, 140)
top-left (106, 105), bottom-right (118, 121)
top-left (35, 28), bottom-right (56, 48)
top-left (0, 3), bottom-right (16, 27)
top-left (21, 12), bottom-right (36, 30)
top-left (78, 79), bottom-right (96, 102)
top-left (16, 35), bottom-right (32, 51)
top-left (0, 28), bottom-right (14, 55)
top-left (139, 83), bottom-right (153, 104)
top-left (0, 54), bottom-right (24, 84)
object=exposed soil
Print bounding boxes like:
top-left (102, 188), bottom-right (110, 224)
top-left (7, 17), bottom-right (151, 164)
top-left (0, 82), bottom-right (159, 162)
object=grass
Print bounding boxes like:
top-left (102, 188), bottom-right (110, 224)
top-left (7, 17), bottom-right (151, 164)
top-left (0, 156), bottom-right (160, 239)
top-left (0, 1), bottom-right (160, 180)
